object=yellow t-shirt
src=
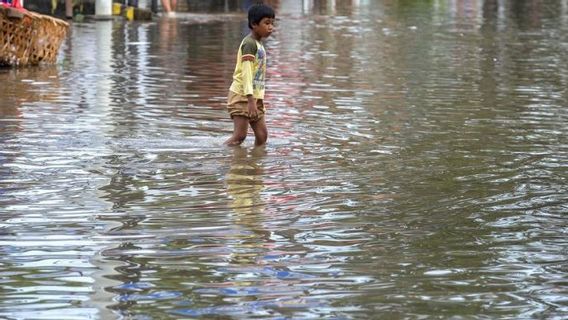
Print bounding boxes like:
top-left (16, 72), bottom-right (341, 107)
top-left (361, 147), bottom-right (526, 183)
top-left (229, 35), bottom-right (267, 100)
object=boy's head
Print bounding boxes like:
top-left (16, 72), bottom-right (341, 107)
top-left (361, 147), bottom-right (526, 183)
top-left (248, 3), bottom-right (275, 29)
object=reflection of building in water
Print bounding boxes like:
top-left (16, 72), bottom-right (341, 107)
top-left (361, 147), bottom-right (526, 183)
top-left (0, 44), bottom-right (121, 318)
top-left (0, 66), bottom-right (62, 201)
top-left (0, 67), bottom-right (63, 109)
top-left (268, 0), bottom-right (365, 141)
top-left (0, 69), bottom-right (23, 206)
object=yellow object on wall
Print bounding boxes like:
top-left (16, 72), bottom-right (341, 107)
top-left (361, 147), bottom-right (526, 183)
top-left (124, 6), bottom-right (134, 20)
top-left (112, 3), bottom-right (121, 15)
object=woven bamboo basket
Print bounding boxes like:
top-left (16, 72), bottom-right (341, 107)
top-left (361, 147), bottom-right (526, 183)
top-left (0, 6), bottom-right (69, 67)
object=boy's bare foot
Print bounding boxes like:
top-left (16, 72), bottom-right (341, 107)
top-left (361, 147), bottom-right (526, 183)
top-left (224, 138), bottom-right (244, 146)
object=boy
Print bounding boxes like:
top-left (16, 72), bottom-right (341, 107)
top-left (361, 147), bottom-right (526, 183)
top-left (224, 4), bottom-right (275, 147)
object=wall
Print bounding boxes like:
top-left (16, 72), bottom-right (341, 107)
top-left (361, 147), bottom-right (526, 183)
top-left (22, 0), bottom-right (254, 17)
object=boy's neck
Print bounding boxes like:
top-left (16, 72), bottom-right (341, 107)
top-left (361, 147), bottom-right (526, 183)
top-left (250, 31), bottom-right (262, 41)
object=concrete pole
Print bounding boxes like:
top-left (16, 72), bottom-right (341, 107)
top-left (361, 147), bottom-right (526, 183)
top-left (138, 0), bottom-right (148, 9)
top-left (95, 20), bottom-right (112, 115)
top-left (95, 0), bottom-right (113, 19)
top-left (303, 0), bottom-right (314, 15)
top-left (65, 0), bottom-right (73, 18)
top-left (151, 0), bottom-right (158, 13)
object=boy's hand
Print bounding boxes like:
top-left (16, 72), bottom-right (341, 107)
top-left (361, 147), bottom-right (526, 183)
top-left (247, 96), bottom-right (258, 119)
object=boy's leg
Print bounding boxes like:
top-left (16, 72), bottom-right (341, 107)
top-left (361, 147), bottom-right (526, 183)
top-left (250, 117), bottom-right (268, 146)
top-left (225, 116), bottom-right (249, 146)
top-left (161, 0), bottom-right (171, 12)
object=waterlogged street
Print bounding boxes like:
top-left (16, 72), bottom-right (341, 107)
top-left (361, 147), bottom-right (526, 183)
top-left (1, 0), bottom-right (567, 318)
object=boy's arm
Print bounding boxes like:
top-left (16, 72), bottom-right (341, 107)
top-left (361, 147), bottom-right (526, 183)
top-left (240, 38), bottom-right (258, 118)
top-left (241, 56), bottom-right (257, 118)
top-left (241, 59), bottom-right (254, 97)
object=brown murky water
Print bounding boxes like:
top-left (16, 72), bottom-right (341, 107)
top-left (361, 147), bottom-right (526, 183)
top-left (1, 1), bottom-right (567, 318)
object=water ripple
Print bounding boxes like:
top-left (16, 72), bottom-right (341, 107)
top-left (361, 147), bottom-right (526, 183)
top-left (1, 1), bottom-right (567, 319)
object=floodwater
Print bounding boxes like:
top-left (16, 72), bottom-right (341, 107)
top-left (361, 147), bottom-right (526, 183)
top-left (1, 0), bottom-right (567, 318)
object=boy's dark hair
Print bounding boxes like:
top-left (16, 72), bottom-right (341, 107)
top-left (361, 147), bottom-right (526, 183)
top-left (248, 3), bottom-right (275, 29)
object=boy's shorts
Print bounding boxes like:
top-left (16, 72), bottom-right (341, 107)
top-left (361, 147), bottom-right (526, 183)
top-left (227, 91), bottom-right (266, 122)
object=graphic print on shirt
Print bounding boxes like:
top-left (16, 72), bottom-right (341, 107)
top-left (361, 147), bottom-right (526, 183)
top-left (253, 44), bottom-right (265, 91)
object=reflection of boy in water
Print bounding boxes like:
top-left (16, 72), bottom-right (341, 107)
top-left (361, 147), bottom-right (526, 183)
top-left (226, 147), bottom-right (268, 265)
top-left (226, 147), bottom-right (265, 216)
top-left (224, 4), bottom-right (275, 147)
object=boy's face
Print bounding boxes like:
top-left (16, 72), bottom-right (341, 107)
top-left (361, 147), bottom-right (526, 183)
top-left (253, 17), bottom-right (275, 39)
